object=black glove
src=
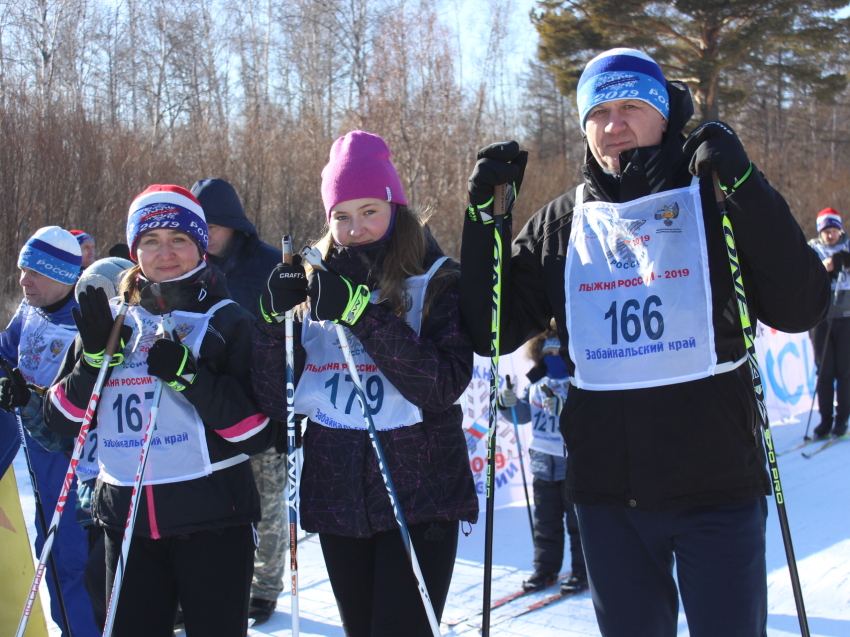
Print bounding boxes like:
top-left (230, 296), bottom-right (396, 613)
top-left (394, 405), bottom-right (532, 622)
top-left (683, 121), bottom-right (753, 195)
top-left (72, 286), bottom-right (132, 370)
top-left (260, 255), bottom-right (307, 322)
top-left (833, 251), bottom-right (850, 271)
top-left (467, 141), bottom-right (528, 224)
top-left (306, 269), bottom-right (370, 325)
top-left (147, 338), bottom-right (198, 392)
top-left (274, 417), bottom-right (303, 454)
top-left (0, 367), bottom-right (31, 412)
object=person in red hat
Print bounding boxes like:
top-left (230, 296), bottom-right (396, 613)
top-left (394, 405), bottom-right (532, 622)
top-left (45, 185), bottom-right (285, 636)
top-left (70, 230), bottom-right (97, 269)
top-left (808, 207), bottom-right (850, 438)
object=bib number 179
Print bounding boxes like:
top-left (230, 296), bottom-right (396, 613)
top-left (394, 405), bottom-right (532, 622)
top-left (603, 296), bottom-right (664, 344)
top-left (324, 373), bottom-right (384, 415)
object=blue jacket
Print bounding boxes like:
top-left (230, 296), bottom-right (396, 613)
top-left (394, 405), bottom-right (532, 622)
top-left (0, 296), bottom-right (79, 475)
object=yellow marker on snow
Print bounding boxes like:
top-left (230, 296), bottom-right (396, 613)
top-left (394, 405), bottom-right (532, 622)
top-left (0, 467), bottom-right (49, 637)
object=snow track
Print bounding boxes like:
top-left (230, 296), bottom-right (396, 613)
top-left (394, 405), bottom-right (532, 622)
top-left (15, 412), bottom-right (850, 636)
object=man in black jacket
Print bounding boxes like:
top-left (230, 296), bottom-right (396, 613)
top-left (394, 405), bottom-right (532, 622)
top-left (460, 48), bottom-right (829, 636)
top-left (190, 178), bottom-right (285, 626)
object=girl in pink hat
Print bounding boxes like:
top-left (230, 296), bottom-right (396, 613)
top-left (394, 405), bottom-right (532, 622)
top-left (253, 131), bottom-right (478, 635)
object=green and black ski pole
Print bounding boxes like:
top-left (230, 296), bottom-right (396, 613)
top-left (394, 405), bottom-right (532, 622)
top-left (714, 174), bottom-right (810, 637)
top-left (482, 184), bottom-right (510, 636)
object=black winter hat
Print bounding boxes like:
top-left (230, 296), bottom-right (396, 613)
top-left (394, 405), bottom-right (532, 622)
top-left (190, 178), bottom-right (257, 236)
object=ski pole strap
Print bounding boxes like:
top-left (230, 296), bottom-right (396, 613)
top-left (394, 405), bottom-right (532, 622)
top-left (717, 162), bottom-right (753, 196)
top-left (338, 281), bottom-right (370, 326)
top-left (83, 346), bottom-right (125, 368)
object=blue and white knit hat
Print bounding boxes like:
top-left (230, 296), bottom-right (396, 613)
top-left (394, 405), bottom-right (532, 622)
top-left (126, 185), bottom-right (208, 261)
top-left (817, 207), bottom-right (842, 233)
top-left (577, 48), bottom-right (669, 131)
top-left (18, 226), bottom-right (82, 285)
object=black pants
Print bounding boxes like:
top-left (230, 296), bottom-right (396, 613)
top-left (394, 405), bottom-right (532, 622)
top-left (576, 499), bottom-right (767, 637)
top-left (532, 476), bottom-right (585, 576)
top-left (319, 520), bottom-right (458, 637)
top-left (85, 525), bottom-right (107, 631)
top-left (103, 524), bottom-right (255, 637)
top-left (811, 316), bottom-right (850, 426)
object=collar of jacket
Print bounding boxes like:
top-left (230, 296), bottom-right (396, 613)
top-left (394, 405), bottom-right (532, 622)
top-left (38, 288), bottom-right (78, 323)
top-left (137, 263), bottom-right (230, 315)
top-left (329, 227), bottom-right (446, 290)
top-left (581, 80), bottom-right (694, 204)
top-left (207, 231), bottom-right (250, 274)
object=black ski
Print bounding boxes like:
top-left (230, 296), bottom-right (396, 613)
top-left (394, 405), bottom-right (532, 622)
top-left (476, 584), bottom-right (589, 629)
top-left (441, 575), bottom-right (566, 627)
top-left (802, 433), bottom-right (849, 458)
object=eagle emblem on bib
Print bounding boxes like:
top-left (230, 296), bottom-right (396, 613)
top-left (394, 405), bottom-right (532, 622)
top-left (655, 202), bottom-right (680, 226)
top-left (19, 333), bottom-right (47, 370)
top-left (174, 323), bottom-right (194, 340)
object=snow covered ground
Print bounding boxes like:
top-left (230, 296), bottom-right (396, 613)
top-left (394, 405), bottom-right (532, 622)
top-left (15, 412), bottom-right (850, 637)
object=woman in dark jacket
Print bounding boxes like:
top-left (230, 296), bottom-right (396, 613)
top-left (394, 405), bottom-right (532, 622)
top-left (45, 185), bottom-right (282, 637)
top-left (252, 131), bottom-right (478, 637)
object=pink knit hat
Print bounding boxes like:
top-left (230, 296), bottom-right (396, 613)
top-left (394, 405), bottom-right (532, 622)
top-left (321, 131), bottom-right (407, 220)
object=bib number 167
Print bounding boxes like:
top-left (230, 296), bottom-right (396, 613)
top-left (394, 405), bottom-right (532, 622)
top-left (603, 296), bottom-right (664, 344)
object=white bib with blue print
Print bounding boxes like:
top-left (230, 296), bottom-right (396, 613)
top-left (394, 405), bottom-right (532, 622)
top-left (98, 301), bottom-right (241, 486)
top-left (565, 179), bottom-right (718, 390)
top-left (294, 258), bottom-right (448, 431)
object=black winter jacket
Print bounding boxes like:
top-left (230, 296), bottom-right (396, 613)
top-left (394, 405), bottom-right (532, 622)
top-left (460, 82), bottom-right (830, 511)
top-left (44, 264), bottom-right (284, 537)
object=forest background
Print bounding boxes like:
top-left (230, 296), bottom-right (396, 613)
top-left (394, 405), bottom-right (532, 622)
top-left (1, 0), bottom-right (849, 300)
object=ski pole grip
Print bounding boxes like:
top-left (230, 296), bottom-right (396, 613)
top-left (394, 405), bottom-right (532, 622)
top-left (494, 184), bottom-right (507, 217)
top-left (282, 235), bottom-right (293, 266)
top-left (104, 293), bottom-right (130, 357)
top-left (712, 171), bottom-right (726, 204)
top-left (505, 375), bottom-right (513, 391)
top-left (300, 247), bottom-right (327, 272)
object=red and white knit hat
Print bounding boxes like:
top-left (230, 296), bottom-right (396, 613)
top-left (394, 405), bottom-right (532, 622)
top-left (817, 207), bottom-right (842, 233)
top-left (126, 185), bottom-right (208, 261)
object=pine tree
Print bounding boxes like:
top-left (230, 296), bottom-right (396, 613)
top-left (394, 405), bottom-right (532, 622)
top-left (532, 0), bottom-right (848, 122)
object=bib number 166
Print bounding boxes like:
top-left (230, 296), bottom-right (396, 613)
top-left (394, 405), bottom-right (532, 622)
top-left (603, 296), bottom-right (664, 344)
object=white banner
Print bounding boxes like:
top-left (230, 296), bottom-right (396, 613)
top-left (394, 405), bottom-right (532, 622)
top-left (462, 324), bottom-right (817, 510)
top-left (754, 323), bottom-right (817, 423)
top-left (462, 353), bottom-right (534, 512)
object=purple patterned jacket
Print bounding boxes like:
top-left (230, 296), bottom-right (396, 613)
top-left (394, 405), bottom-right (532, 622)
top-left (252, 242), bottom-right (479, 537)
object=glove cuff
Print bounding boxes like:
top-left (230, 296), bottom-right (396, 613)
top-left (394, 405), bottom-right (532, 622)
top-left (260, 297), bottom-right (284, 324)
top-left (167, 344), bottom-right (196, 392)
top-left (467, 201), bottom-right (497, 225)
top-left (82, 348), bottom-right (125, 370)
top-left (338, 283), bottom-right (370, 326)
